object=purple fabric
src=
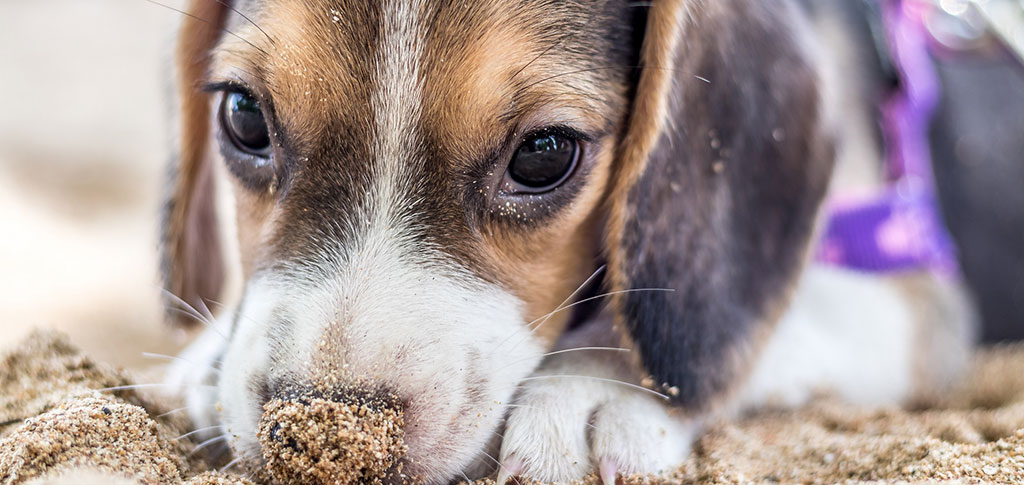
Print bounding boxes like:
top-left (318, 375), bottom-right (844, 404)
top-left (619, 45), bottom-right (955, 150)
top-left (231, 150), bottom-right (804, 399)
top-left (817, 188), bottom-right (957, 273)
top-left (815, 0), bottom-right (958, 275)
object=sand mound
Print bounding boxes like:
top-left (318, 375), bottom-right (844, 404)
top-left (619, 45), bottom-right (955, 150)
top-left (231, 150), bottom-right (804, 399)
top-left (0, 330), bottom-right (249, 485)
top-left (1, 396), bottom-right (185, 483)
top-left (258, 398), bottom-right (406, 485)
top-left (1, 329), bottom-right (136, 431)
top-left (3, 329), bottom-right (1024, 484)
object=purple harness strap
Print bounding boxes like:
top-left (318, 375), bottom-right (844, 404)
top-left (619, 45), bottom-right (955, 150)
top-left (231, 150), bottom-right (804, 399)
top-left (815, 0), bottom-right (958, 275)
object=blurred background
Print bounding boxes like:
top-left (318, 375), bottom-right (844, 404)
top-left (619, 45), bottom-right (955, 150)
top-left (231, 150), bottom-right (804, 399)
top-left (0, 0), bottom-right (184, 369)
top-left (0, 0), bottom-right (1021, 374)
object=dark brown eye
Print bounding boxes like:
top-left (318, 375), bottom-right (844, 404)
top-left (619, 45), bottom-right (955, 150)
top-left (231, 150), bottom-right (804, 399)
top-left (507, 132), bottom-right (579, 192)
top-left (221, 91), bottom-right (270, 155)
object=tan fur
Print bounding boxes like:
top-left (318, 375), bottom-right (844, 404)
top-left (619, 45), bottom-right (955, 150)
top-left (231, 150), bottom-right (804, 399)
top-left (165, 0), bottom-right (232, 325)
top-left (479, 140), bottom-right (617, 343)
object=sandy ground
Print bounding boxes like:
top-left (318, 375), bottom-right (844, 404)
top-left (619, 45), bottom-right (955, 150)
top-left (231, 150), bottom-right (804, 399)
top-left (3, 330), bottom-right (1024, 484)
top-left (0, 1), bottom-right (186, 369)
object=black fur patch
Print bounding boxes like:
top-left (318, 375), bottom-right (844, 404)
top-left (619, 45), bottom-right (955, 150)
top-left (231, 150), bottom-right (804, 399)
top-left (619, 1), bottom-right (833, 411)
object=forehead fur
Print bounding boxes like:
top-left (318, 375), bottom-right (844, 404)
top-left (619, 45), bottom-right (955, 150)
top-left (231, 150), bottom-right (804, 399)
top-left (213, 0), bottom-right (630, 157)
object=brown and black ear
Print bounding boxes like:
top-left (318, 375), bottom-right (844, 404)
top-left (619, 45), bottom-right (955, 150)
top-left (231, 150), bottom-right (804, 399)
top-left (606, 0), bottom-right (834, 411)
top-left (161, 0), bottom-right (230, 328)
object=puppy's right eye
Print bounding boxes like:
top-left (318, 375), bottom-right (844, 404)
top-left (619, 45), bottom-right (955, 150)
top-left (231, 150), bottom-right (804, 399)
top-left (216, 90), bottom-right (277, 190)
top-left (221, 91), bottom-right (271, 155)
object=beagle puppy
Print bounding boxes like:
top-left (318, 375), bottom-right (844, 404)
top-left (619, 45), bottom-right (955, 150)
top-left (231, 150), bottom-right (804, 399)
top-left (162, 0), bottom-right (975, 482)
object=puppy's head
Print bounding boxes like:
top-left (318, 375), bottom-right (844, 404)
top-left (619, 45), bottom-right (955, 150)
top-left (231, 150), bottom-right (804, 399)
top-left (164, 0), bottom-right (831, 481)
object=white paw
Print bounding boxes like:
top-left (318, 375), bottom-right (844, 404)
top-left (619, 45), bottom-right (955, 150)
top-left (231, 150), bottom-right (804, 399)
top-left (496, 353), bottom-right (697, 483)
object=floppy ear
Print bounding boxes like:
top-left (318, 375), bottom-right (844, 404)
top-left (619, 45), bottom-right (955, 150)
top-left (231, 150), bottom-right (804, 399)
top-left (161, 0), bottom-right (231, 327)
top-left (606, 1), bottom-right (834, 411)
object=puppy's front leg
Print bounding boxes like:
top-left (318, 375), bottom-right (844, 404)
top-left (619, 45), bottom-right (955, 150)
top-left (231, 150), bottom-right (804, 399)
top-left (498, 314), bottom-right (699, 483)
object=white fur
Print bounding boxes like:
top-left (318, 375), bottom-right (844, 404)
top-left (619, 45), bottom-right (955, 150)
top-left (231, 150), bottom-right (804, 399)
top-left (500, 354), bottom-right (696, 482)
top-left (210, 241), bottom-right (544, 482)
top-left (736, 265), bottom-right (915, 411)
top-left (164, 311), bottom-right (232, 438)
top-left (499, 315), bottom-right (696, 483)
top-left (174, 215), bottom-right (547, 482)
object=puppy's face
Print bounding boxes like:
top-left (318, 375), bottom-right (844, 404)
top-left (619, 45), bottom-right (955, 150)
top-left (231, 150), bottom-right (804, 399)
top-left (202, 0), bottom-right (634, 479)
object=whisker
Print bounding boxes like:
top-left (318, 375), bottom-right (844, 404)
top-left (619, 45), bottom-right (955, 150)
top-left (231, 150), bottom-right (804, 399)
top-left (160, 289), bottom-right (213, 324)
top-left (489, 266), bottom-right (605, 357)
top-left (141, 0), bottom-right (270, 57)
top-left (480, 450), bottom-right (502, 468)
top-left (175, 424), bottom-right (226, 441)
top-left (211, 0), bottom-right (276, 45)
top-left (497, 287), bottom-right (673, 362)
top-left (188, 434), bottom-right (228, 456)
top-left (94, 383), bottom-right (177, 392)
top-left (204, 299), bottom-right (229, 311)
top-left (195, 297), bottom-right (216, 326)
top-left (521, 64), bottom-right (707, 92)
top-left (458, 470), bottom-right (473, 485)
top-left (519, 375), bottom-right (670, 401)
top-left (502, 404), bottom-right (541, 411)
top-left (210, 443), bottom-right (232, 466)
top-left (166, 305), bottom-right (211, 328)
top-left (142, 352), bottom-right (222, 373)
top-left (529, 265), bottom-right (606, 332)
top-left (156, 406), bottom-right (189, 419)
top-left (510, 37), bottom-right (565, 82)
top-left (526, 287), bottom-right (675, 332)
top-left (86, 382), bottom-right (217, 399)
top-left (540, 346), bottom-right (630, 359)
top-left (220, 455), bottom-right (245, 473)
top-left (490, 346), bottom-right (631, 376)
top-left (142, 352), bottom-right (183, 362)
top-left (161, 289), bottom-right (228, 340)
top-left (521, 66), bottom-right (625, 91)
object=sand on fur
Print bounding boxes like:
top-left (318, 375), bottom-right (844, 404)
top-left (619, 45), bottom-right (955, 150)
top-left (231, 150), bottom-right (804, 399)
top-left (258, 398), bottom-right (406, 484)
top-left (3, 329), bottom-right (1024, 484)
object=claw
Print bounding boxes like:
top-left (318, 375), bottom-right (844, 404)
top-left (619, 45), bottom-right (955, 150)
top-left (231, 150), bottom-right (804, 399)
top-left (495, 455), bottom-right (524, 485)
top-left (599, 459), bottom-right (618, 485)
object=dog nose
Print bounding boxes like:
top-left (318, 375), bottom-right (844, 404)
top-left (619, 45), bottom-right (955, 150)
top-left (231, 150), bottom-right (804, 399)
top-left (257, 386), bottom-right (407, 485)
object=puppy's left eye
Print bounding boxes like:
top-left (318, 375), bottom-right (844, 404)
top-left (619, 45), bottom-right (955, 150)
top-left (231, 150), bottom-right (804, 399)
top-left (507, 132), bottom-right (579, 192)
top-left (221, 91), bottom-right (271, 155)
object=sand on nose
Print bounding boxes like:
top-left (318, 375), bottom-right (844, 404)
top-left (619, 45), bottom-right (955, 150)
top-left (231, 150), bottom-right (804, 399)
top-left (257, 397), bottom-right (407, 485)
